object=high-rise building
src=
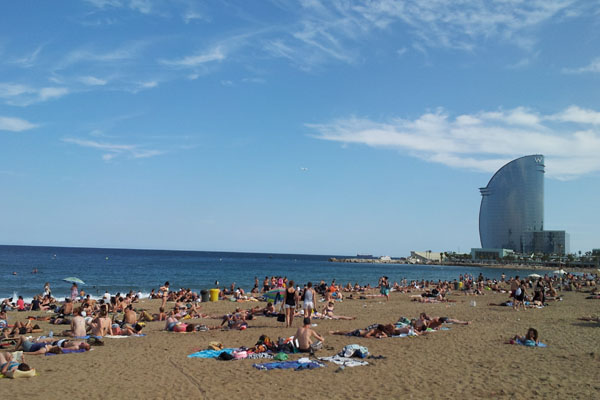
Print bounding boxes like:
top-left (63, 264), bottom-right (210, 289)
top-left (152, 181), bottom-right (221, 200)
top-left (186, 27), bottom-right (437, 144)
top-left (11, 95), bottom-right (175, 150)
top-left (478, 155), bottom-right (568, 254)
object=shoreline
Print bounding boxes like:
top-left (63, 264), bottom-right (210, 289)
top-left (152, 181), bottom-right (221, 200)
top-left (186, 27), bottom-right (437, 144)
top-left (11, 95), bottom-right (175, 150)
top-left (329, 258), bottom-right (599, 273)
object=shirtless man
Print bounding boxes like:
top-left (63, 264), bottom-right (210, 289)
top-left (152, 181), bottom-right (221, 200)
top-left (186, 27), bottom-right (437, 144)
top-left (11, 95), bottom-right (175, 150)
top-left (14, 336), bottom-right (90, 354)
top-left (62, 308), bottom-right (87, 337)
top-left (123, 305), bottom-right (138, 325)
top-left (295, 317), bottom-right (324, 352)
top-left (89, 306), bottom-right (113, 337)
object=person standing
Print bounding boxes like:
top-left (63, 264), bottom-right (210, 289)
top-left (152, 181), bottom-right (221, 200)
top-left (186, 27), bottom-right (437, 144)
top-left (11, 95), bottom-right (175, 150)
top-left (303, 282), bottom-right (316, 319)
top-left (284, 280), bottom-right (297, 328)
top-left (44, 282), bottom-right (51, 298)
top-left (159, 282), bottom-right (170, 310)
top-left (70, 283), bottom-right (78, 302)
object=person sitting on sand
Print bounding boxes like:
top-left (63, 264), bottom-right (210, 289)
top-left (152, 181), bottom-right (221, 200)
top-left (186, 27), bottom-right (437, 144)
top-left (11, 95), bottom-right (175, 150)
top-left (509, 328), bottom-right (539, 345)
top-left (61, 307), bottom-right (87, 337)
top-left (295, 317), bottom-right (324, 352)
top-left (320, 302), bottom-right (355, 320)
top-left (89, 306), bottom-right (113, 337)
top-left (123, 304), bottom-right (138, 325)
top-left (0, 351), bottom-right (31, 376)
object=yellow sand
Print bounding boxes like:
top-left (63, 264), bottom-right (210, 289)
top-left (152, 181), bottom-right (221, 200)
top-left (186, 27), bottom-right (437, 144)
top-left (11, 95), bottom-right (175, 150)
top-left (2, 289), bottom-right (599, 399)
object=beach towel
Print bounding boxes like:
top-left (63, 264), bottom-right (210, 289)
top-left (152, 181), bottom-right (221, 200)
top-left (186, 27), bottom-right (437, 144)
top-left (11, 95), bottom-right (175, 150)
top-left (253, 359), bottom-right (325, 371)
top-left (319, 355), bottom-right (368, 367)
top-left (45, 348), bottom-right (88, 356)
top-left (104, 334), bottom-right (146, 338)
top-left (514, 339), bottom-right (547, 347)
top-left (187, 348), bottom-right (236, 358)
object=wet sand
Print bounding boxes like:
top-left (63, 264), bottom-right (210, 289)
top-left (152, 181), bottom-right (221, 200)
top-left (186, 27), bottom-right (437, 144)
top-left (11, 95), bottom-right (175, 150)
top-left (2, 289), bottom-right (599, 399)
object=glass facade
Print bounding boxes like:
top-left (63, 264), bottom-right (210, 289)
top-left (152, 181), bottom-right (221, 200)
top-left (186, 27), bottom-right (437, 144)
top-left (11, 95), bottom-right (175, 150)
top-left (479, 155), bottom-right (545, 252)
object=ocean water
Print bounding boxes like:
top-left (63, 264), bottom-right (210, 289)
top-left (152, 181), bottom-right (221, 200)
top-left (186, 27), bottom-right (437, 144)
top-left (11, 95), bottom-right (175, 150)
top-left (0, 245), bottom-right (535, 302)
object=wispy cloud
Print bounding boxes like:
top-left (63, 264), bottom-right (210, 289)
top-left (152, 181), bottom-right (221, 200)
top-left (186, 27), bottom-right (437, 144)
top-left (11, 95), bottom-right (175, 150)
top-left (160, 46), bottom-right (226, 67)
top-left (309, 105), bottom-right (600, 180)
top-left (0, 82), bottom-right (69, 106)
top-left (261, 0), bottom-right (587, 69)
top-left (9, 45), bottom-right (45, 68)
top-left (78, 76), bottom-right (108, 86)
top-left (58, 41), bottom-right (148, 69)
top-left (62, 137), bottom-right (163, 161)
top-left (562, 57), bottom-right (600, 74)
top-left (0, 116), bottom-right (37, 132)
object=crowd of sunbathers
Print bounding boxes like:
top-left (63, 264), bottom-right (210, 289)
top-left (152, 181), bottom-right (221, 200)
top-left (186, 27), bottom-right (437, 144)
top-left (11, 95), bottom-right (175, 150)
top-left (329, 313), bottom-right (471, 338)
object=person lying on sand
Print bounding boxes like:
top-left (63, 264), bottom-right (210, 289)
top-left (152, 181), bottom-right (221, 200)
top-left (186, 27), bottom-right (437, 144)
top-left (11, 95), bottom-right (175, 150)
top-left (415, 313), bottom-right (470, 332)
top-left (329, 324), bottom-right (389, 338)
top-left (14, 336), bottom-right (90, 354)
top-left (2, 320), bottom-right (42, 338)
top-left (0, 351), bottom-right (32, 375)
top-left (111, 322), bottom-right (144, 336)
top-left (508, 327), bottom-right (539, 345)
top-left (577, 316), bottom-right (600, 322)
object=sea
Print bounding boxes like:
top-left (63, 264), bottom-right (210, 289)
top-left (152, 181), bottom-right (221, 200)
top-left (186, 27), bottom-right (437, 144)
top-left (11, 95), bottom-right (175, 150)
top-left (0, 245), bottom-right (537, 302)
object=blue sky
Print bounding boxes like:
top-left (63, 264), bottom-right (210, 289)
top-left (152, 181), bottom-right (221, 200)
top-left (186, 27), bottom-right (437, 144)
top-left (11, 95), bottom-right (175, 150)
top-left (1, 0), bottom-right (600, 256)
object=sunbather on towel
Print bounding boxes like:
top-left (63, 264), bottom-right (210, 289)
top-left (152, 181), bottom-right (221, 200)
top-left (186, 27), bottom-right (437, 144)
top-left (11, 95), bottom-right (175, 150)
top-left (415, 313), bottom-right (470, 331)
top-left (508, 327), bottom-right (539, 345)
top-left (14, 336), bottom-right (90, 354)
top-left (0, 351), bottom-right (32, 375)
top-left (329, 324), bottom-right (388, 338)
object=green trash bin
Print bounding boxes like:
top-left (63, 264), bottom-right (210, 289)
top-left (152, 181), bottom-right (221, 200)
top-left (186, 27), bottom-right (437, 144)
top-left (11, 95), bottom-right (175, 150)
top-left (201, 290), bottom-right (209, 302)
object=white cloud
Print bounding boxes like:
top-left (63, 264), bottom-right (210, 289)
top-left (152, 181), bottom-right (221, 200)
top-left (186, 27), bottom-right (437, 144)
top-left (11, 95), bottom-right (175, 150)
top-left (79, 76), bottom-right (108, 86)
top-left (309, 105), bottom-right (600, 180)
top-left (0, 116), bottom-right (37, 132)
top-left (62, 137), bottom-right (164, 161)
top-left (160, 46), bottom-right (225, 67)
top-left (59, 41), bottom-right (147, 69)
top-left (0, 82), bottom-right (69, 106)
top-left (139, 80), bottom-right (158, 89)
top-left (10, 45), bottom-right (44, 68)
top-left (562, 57), bottom-right (600, 74)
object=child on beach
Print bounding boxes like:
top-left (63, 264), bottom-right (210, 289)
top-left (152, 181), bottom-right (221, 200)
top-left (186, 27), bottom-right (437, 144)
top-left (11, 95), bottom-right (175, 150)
top-left (509, 328), bottom-right (539, 345)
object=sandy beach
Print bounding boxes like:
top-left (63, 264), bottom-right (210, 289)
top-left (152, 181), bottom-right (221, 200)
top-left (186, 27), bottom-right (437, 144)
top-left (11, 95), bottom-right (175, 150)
top-left (2, 288), bottom-right (599, 400)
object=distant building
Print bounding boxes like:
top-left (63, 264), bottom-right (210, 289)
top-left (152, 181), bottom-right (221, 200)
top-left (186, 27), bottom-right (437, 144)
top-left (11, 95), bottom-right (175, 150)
top-left (471, 248), bottom-right (514, 261)
top-left (409, 251), bottom-right (441, 263)
top-left (478, 155), bottom-right (569, 254)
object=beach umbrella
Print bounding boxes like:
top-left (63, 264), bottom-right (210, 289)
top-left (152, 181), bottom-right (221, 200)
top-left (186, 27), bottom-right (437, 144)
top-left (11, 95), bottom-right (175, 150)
top-left (528, 273), bottom-right (541, 279)
top-left (552, 269), bottom-right (567, 275)
top-left (63, 277), bottom-right (85, 285)
top-left (262, 288), bottom-right (285, 302)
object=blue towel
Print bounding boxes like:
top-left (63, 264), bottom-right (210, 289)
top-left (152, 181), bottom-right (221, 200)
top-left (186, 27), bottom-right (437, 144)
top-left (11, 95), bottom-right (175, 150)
top-left (253, 361), bottom-right (325, 371)
top-left (187, 348), bottom-right (236, 358)
top-left (515, 339), bottom-right (547, 347)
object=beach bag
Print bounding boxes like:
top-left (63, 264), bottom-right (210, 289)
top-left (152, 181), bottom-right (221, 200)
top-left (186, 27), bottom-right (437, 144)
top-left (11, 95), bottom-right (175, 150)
top-left (340, 344), bottom-right (369, 358)
top-left (217, 352), bottom-right (234, 361)
top-left (277, 313), bottom-right (285, 322)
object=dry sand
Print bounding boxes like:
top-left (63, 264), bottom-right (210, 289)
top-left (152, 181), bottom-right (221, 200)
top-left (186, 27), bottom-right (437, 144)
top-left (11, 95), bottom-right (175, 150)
top-left (2, 289), bottom-right (599, 400)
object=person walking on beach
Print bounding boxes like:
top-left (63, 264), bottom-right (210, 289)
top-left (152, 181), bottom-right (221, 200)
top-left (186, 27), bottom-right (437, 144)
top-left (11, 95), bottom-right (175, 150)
top-left (380, 276), bottom-right (390, 301)
top-left (284, 280), bottom-right (298, 328)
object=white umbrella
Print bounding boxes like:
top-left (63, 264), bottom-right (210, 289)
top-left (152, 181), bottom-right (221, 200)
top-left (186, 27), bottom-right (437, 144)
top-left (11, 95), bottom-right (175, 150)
top-left (528, 273), bottom-right (541, 278)
top-left (552, 269), bottom-right (567, 275)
